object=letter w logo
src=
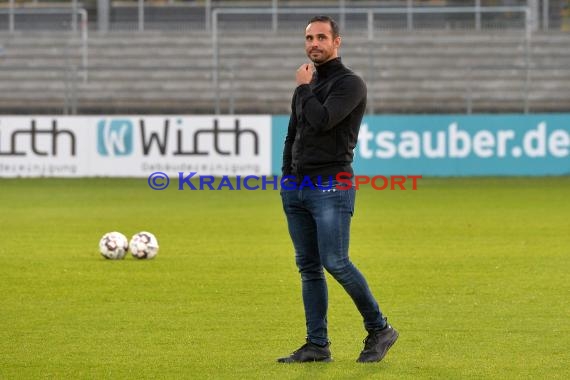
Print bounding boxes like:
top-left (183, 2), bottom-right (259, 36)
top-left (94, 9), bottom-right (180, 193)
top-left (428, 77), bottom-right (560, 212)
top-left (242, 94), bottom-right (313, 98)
top-left (97, 119), bottom-right (133, 156)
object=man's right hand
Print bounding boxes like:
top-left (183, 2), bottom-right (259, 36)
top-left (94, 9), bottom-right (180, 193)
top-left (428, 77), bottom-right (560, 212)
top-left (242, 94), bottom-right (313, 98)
top-left (296, 63), bottom-right (315, 86)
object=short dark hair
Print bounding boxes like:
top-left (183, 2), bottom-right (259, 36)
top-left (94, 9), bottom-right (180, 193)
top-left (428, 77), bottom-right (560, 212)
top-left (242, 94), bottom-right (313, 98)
top-left (307, 15), bottom-right (340, 38)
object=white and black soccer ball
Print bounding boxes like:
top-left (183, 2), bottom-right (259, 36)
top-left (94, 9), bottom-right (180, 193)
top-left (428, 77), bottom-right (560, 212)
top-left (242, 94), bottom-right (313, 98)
top-left (129, 231), bottom-right (159, 259)
top-left (99, 231), bottom-right (129, 260)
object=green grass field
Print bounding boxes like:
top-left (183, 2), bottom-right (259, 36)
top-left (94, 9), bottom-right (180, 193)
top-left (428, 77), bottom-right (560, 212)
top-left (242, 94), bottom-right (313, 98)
top-left (0, 177), bottom-right (568, 379)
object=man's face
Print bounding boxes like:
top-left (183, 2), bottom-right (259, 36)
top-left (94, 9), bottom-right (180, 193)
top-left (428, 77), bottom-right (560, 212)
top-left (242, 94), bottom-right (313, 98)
top-left (305, 21), bottom-right (341, 65)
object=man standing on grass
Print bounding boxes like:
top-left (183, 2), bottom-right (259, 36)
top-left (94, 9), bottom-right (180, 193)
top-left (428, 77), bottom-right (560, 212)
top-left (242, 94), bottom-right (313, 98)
top-left (277, 15), bottom-right (398, 364)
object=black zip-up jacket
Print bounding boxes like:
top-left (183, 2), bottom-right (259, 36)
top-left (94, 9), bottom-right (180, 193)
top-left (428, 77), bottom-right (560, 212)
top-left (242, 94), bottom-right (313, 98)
top-left (282, 57), bottom-right (366, 183)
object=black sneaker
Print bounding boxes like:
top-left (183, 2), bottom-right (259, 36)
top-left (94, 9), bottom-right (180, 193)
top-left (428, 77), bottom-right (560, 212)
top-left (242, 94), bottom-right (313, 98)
top-left (356, 323), bottom-right (398, 363)
top-left (277, 340), bottom-right (332, 363)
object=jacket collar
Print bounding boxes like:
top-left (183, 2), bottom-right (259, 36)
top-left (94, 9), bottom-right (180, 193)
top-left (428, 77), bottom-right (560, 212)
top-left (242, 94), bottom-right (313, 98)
top-left (315, 57), bottom-right (343, 79)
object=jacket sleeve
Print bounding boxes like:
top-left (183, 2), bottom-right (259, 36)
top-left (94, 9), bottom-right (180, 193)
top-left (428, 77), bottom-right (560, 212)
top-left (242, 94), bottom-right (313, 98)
top-left (295, 75), bottom-right (366, 132)
top-left (281, 94), bottom-right (298, 177)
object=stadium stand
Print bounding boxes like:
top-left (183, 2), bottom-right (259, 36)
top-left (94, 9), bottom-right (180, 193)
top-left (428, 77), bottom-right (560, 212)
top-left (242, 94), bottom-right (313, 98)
top-left (0, 1), bottom-right (569, 114)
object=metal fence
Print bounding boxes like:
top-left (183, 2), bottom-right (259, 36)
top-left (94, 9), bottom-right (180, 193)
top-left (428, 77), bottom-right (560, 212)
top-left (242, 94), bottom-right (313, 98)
top-left (2, 62), bottom-right (568, 115)
top-left (0, 3), bottom-right (569, 115)
top-left (0, 64), bottom-right (238, 115)
top-left (211, 6), bottom-right (532, 114)
top-left (1, 1), bottom-right (569, 32)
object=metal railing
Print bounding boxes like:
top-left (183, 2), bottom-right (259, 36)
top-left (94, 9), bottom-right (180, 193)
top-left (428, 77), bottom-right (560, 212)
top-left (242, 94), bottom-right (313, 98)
top-left (0, 64), bottom-right (568, 115)
top-left (0, 64), bottom-right (238, 115)
top-left (2, 4), bottom-right (569, 115)
top-left (212, 6), bottom-right (531, 114)
top-left (5, 1), bottom-right (566, 32)
top-left (0, 7), bottom-right (89, 78)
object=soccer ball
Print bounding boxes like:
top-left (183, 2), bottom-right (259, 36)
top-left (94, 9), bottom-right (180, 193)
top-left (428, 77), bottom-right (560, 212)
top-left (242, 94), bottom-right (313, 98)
top-left (99, 232), bottom-right (129, 260)
top-left (129, 231), bottom-right (159, 259)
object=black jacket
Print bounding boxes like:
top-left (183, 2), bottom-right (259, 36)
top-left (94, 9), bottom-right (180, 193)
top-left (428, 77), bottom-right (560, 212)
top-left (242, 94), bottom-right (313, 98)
top-left (282, 57), bottom-right (367, 182)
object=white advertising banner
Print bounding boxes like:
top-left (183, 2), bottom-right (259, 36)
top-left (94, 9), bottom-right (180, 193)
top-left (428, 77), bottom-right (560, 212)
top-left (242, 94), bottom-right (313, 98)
top-left (0, 116), bottom-right (272, 177)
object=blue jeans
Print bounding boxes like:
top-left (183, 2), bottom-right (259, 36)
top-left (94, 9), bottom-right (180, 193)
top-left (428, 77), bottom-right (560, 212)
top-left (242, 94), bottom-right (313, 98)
top-left (280, 181), bottom-right (386, 346)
